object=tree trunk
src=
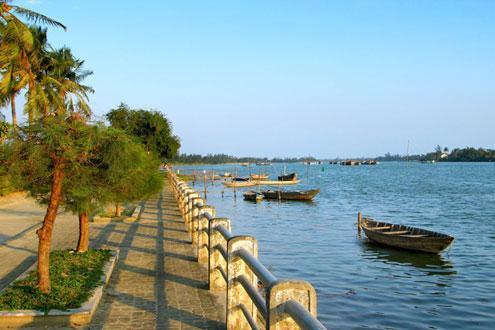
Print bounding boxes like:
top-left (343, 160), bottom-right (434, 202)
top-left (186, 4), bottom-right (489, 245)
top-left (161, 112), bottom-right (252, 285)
top-left (36, 159), bottom-right (64, 294)
top-left (10, 94), bottom-right (17, 132)
top-left (76, 212), bottom-right (89, 253)
top-left (115, 202), bottom-right (121, 217)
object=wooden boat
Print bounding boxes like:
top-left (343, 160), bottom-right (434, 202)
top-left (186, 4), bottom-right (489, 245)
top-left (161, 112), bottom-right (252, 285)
top-left (341, 160), bottom-right (360, 166)
top-left (359, 216), bottom-right (454, 254)
top-left (232, 177), bottom-right (250, 182)
top-left (262, 189), bottom-right (320, 201)
top-left (223, 180), bottom-right (300, 188)
top-left (223, 181), bottom-right (257, 188)
top-left (257, 180), bottom-right (300, 186)
top-left (277, 172), bottom-right (297, 181)
top-left (251, 174), bottom-right (269, 180)
top-left (243, 190), bottom-right (263, 202)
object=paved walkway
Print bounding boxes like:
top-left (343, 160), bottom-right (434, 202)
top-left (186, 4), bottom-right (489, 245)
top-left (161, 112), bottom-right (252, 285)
top-left (89, 183), bottom-right (225, 329)
top-left (0, 194), bottom-right (79, 291)
top-left (0, 183), bottom-right (225, 329)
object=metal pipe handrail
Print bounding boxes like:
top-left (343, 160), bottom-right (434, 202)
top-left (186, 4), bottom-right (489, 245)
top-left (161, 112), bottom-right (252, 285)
top-left (234, 248), bottom-right (277, 286)
top-left (215, 224), bottom-right (234, 241)
top-left (237, 274), bottom-right (268, 318)
top-left (213, 244), bottom-right (228, 261)
top-left (202, 211), bottom-right (214, 221)
top-left (284, 300), bottom-right (327, 330)
top-left (216, 265), bottom-right (228, 282)
top-left (238, 304), bottom-right (260, 330)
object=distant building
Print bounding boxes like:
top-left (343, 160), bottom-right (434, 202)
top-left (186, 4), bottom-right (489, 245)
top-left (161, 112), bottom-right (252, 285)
top-left (440, 152), bottom-right (449, 159)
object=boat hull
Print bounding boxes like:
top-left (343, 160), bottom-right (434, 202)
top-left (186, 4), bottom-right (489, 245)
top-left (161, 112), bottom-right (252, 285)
top-left (361, 218), bottom-right (454, 254)
top-left (262, 189), bottom-right (320, 201)
top-left (243, 190), bottom-right (263, 202)
top-left (223, 180), bottom-right (300, 188)
top-left (277, 173), bottom-right (297, 181)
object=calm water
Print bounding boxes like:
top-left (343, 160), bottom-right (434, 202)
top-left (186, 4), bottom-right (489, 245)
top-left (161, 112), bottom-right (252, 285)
top-left (176, 162), bottom-right (495, 329)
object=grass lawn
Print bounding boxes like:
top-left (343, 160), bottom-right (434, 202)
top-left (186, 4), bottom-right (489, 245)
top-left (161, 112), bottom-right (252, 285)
top-left (0, 249), bottom-right (111, 313)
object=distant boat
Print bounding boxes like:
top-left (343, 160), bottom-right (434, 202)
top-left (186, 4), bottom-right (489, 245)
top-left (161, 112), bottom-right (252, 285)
top-left (421, 160), bottom-right (436, 164)
top-left (256, 162), bottom-right (271, 166)
top-left (277, 172), bottom-right (297, 181)
top-left (243, 190), bottom-right (263, 202)
top-left (251, 174), bottom-right (269, 180)
top-left (232, 177), bottom-right (250, 182)
top-left (362, 160), bottom-right (378, 165)
top-left (223, 181), bottom-right (257, 188)
top-left (262, 189), bottom-right (320, 201)
top-left (341, 160), bottom-right (360, 166)
top-left (359, 216), bottom-right (454, 254)
top-left (241, 163), bottom-right (249, 167)
top-left (223, 179), bottom-right (300, 188)
top-left (220, 172), bottom-right (233, 178)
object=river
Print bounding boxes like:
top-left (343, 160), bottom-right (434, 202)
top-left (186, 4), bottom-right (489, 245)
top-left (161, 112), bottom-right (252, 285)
top-left (175, 162), bottom-right (495, 329)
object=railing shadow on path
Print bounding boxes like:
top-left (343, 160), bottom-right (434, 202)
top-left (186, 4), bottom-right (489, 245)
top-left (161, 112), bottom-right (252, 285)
top-left (89, 187), bottom-right (225, 329)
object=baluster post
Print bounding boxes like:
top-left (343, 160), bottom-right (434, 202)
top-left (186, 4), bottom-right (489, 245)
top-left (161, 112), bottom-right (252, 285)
top-left (209, 219), bottom-right (231, 291)
top-left (266, 280), bottom-right (318, 330)
top-left (196, 206), bottom-right (215, 265)
top-left (227, 236), bottom-right (258, 330)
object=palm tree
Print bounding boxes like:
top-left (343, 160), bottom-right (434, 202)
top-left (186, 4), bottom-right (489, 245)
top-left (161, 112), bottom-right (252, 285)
top-left (0, 0), bottom-right (65, 126)
top-left (46, 47), bottom-right (94, 117)
top-left (1, 1), bottom-right (66, 30)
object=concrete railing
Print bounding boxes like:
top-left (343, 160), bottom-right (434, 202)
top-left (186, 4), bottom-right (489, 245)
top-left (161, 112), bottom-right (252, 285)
top-left (166, 166), bottom-right (327, 330)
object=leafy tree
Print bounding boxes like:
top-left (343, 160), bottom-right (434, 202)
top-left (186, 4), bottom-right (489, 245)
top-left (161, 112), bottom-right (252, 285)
top-left (6, 116), bottom-right (96, 293)
top-left (62, 127), bottom-right (163, 252)
top-left (98, 127), bottom-right (163, 217)
top-left (106, 103), bottom-right (180, 160)
top-left (0, 116), bottom-right (8, 142)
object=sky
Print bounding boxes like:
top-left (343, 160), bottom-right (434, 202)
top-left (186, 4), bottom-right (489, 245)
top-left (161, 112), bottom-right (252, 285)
top-left (4, 0), bottom-right (495, 158)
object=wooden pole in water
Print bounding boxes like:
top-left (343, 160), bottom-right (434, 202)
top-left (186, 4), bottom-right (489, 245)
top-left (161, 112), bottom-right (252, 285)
top-left (357, 212), bottom-right (362, 235)
top-left (203, 171), bottom-right (207, 200)
top-left (233, 167), bottom-right (237, 199)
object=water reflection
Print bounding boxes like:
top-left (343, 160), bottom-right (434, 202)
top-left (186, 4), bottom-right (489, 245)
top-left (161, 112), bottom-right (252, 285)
top-left (361, 240), bottom-right (457, 276)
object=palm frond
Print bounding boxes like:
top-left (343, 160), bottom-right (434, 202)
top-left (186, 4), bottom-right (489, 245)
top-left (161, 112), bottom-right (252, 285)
top-left (11, 5), bottom-right (66, 30)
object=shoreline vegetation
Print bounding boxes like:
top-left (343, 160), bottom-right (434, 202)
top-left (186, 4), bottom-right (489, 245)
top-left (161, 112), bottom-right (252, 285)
top-left (1, 1), bottom-right (179, 304)
top-left (172, 146), bottom-right (495, 165)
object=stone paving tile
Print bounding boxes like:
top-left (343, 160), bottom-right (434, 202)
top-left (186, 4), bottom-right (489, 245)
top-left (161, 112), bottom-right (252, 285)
top-left (88, 182), bottom-right (225, 329)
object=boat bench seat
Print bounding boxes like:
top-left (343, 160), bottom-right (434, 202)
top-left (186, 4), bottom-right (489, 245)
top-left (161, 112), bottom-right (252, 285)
top-left (400, 234), bottom-right (429, 238)
top-left (382, 230), bottom-right (410, 235)
top-left (367, 226), bottom-right (392, 231)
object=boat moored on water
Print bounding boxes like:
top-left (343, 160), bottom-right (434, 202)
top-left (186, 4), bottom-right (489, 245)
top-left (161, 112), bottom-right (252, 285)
top-left (243, 190), bottom-right (263, 202)
top-left (223, 181), bottom-right (257, 188)
top-left (251, 174), bottom-right (269, 180)
top-left (277, 172), bottom-right (297, 181)
top-left (359, 215), bottom-right (454, 254)
top-left (341, 160), bottom-right (361, 166)
top-left (232, 177), bottom-right (250, 182)
top-left (262, 189), bottom-right (320, 201)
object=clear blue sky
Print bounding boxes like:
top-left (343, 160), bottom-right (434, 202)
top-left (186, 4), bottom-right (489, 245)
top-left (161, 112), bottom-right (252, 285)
top-left (8, 0), bottom-right (495, 158)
